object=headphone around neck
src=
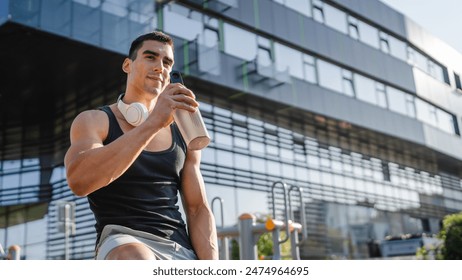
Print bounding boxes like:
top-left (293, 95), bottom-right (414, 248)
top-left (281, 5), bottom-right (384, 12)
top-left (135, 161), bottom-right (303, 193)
top-left (117, 93), bottom-right (148, 126)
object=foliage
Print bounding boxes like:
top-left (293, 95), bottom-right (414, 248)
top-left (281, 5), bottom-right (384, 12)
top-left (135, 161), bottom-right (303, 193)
top-left (257, 232), bottom-right (273, 259)
top-left (439, 212), bottom-right (462, 259)
top-left (256, 230), bottom-right (293, 260)
top-left (227, 214), bottom-right (297, 260)
top-left (416, 243), bottom-right (443, 260)
top-left (230, 238), bottom-right (240, 260)
top-left (416, 211), bottom-right (462, 260)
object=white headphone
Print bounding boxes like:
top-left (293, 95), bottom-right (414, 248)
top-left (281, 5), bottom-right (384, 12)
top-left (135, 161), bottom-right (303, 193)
top-left (117, 93), bottom-right (148, 126)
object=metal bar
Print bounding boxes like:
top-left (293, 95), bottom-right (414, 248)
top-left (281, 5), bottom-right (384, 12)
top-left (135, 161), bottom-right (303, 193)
top-left (271, 181), bottom-right (290, 244)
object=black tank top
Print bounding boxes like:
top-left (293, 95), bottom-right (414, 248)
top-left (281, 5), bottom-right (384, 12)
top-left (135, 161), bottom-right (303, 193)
top-left (87, 106), bottom-right (193, 250)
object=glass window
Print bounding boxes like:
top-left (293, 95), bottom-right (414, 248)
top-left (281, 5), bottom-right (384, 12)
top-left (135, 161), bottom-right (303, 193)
top-left (376, 82), bottom-right (387, 108)
top-left (415, 99), bottom-right (437, 127)
top-left (324, 4), bottom-right (347, 34)
top-left (307, 153), bottom-right (320, 168)
top-left (354, 74), bottom-right (376, 105)
top-left (257, 36), bottom-right (272, 66)
top-left (407, 46), bottom-right (415, 64)
top-left (274, 43), bottom-right (303, 79)
top-left (308, 169), bottom-right (321, 184)
top-left (295, 166), bottom-right (309, 181)
top-left (436, 109), bottom-right (456, 134)
top-left (284, 0), bottom-right (312, 17)
top-left (257, 42), bottom-right (272, 67)
top-left (348, 16), bottom-right (359, 40)
top-left (74, 0), bottom-right (100, 8)
top-left (379, 32), bottom-right (390, 54)
top-left (317, 60), bottom-right (343, 93)
top-left (455, 72), bottom-right (462, 90)
top-left (428, 60), bottom-right (445, 82)
top-left (21, 171), bottom-right (40, 186)
top-left (102, 1), bottom-right (128, 17)
top-left (303, 54), bottom-right (317, 83)
top-left (249, 140), bottom-right (265, 154)
top-left (266, 144), bottom-right (279, 156)
top-left (3, 160), bottom-right (21, 170)
top-left (216, 150), bottom-right (234, 167)
top-left (251, 157), bottom-right (266, 173)
top-left (235, 188), bottom-right (269, 220)
top-left (405, 95), bottom-right (416, 118)
top-left (234, 136), bottom-right (249, 149)
top-left (281, 148), bottom-right (294, 161)
top-left (234, 153), bottom-right (250, 170)
top-left (411, 48), bottom-right (428, 72)
top-left (22, 158), bottom-right (39, 167)
top-left (387, 87), bottom-right (415, 117)
top-left (223, 23), bottom-right (257, 61)
top-left (202, 147), bottom-right (216, 164)
top-left (357, 20), bottom-right (379, 49)
top-left (312, 0), bottom-right (324, 23)
top-left (164, 4), bottom-right (202, 41)
top-left (202, 27), bottom-right (219, 48)
top-left (268, 161), bottom-right (281, 176)
top-left (342, 69), bottom-right (355, 97)
top-left (2, 174), bottom-right (20, 189)
top-left (388, 35), bottom-right (407, 61)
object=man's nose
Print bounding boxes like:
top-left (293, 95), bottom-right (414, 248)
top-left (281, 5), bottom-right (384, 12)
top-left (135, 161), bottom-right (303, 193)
top-left (153, 60), bottom-right (164, 72)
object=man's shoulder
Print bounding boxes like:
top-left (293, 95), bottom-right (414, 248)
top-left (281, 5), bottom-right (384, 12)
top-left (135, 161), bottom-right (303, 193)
top-left (72, 106), bottom-right (112, 128)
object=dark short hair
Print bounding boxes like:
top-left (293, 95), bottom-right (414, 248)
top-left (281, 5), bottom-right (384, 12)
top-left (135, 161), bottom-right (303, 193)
top-left (128, 31), bottom-right (174, 60)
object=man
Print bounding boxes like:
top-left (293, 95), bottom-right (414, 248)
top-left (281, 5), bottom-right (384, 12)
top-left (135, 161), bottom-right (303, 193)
top-left (64, 31), bottom-right (218, 260)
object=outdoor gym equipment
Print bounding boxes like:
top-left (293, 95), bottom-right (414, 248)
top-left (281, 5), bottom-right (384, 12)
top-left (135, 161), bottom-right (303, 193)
top-left (214, 181), bottom-right (307, 260)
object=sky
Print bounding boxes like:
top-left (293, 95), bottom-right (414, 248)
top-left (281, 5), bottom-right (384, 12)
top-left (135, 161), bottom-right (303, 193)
top-left (379, 0), bottom-right (462, 54)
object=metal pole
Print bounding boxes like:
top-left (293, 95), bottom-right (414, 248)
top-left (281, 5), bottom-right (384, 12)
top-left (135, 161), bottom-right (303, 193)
top-left (212, 197), bottom-right (228, 260)
top-left (271, 181), bottom-right (291, 259)
top-left (238, 213), bottom-right (257, 260)
top-left (271, 181), bottom-right (290, 244)
top-left (289, 185), bottom-right (308, 240)
top-left (290, 223), bottom-right (300, 260)
top-left (272, 227), bottom-right (281, 259)
top-left (221, 237), bottom-right (229, 260)
top-left (7, 245), bottom-right (21, 260)
top-left (64, 203), bottom-right (70, 260)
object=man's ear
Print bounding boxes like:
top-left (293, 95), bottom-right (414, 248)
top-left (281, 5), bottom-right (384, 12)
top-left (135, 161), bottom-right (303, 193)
top-left (122, 58), bottom-right (131, 74)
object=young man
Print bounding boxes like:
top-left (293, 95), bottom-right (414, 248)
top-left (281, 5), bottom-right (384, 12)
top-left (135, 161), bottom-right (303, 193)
top-left (64, 31), bottom-right (218, 260)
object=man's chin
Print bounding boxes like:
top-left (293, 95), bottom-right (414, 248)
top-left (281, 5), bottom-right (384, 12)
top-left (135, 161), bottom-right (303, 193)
top-left (146, 90), bottom-right (160, 96)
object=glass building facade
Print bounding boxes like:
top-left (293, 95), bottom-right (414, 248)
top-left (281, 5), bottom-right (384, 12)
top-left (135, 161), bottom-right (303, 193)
top-left (1, 0), bottom-right (462, 259)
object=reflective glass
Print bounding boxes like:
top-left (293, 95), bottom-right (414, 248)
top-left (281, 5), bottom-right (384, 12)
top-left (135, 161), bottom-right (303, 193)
top-left (357, 20), bottom-right (379, 49)
top-left (317, 60), bottom-right (342, 93)
top-left (324, 4), bottom-right (347, 34)
top-left (274, 43), bottom-right (303, 79)
top-left (223, 23), bottom-right (257, 61)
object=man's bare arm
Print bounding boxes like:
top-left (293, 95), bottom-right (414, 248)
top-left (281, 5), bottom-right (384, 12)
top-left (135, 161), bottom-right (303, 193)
top-left (181, 149), bottom-right (219, 260)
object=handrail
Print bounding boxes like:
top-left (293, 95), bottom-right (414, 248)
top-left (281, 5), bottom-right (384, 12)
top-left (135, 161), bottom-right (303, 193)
top-left (288, 185), bottom-right (308, 241)
top-left (211, 196), bottom-right (225, 228)
top-left (271, 181), bottom-right (290, 244)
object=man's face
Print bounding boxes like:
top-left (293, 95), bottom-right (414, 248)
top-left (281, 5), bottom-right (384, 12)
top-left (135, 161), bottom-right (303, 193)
top-left (125, 40), bottom-right (174, 96)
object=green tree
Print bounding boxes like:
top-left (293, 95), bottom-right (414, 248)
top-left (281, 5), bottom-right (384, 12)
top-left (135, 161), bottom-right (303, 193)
top-left (257, 232), bottom-right (273, 259)
top-left (439, 212), bottom-right (462, 259)
top-left (416, 211), bottom-right (462, 260)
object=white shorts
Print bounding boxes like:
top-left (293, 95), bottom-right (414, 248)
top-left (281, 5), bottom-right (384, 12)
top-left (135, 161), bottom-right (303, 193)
top-left (95, 224), bottom-right (197, 260)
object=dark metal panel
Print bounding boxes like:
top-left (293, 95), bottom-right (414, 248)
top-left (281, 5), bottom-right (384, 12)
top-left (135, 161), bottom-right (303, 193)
top-left (235, 0), bottom-right (256, 28)
top-left (329, 0), bottom-right (407, 38)
top-left (306, 23), bottom-right (416, 93)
